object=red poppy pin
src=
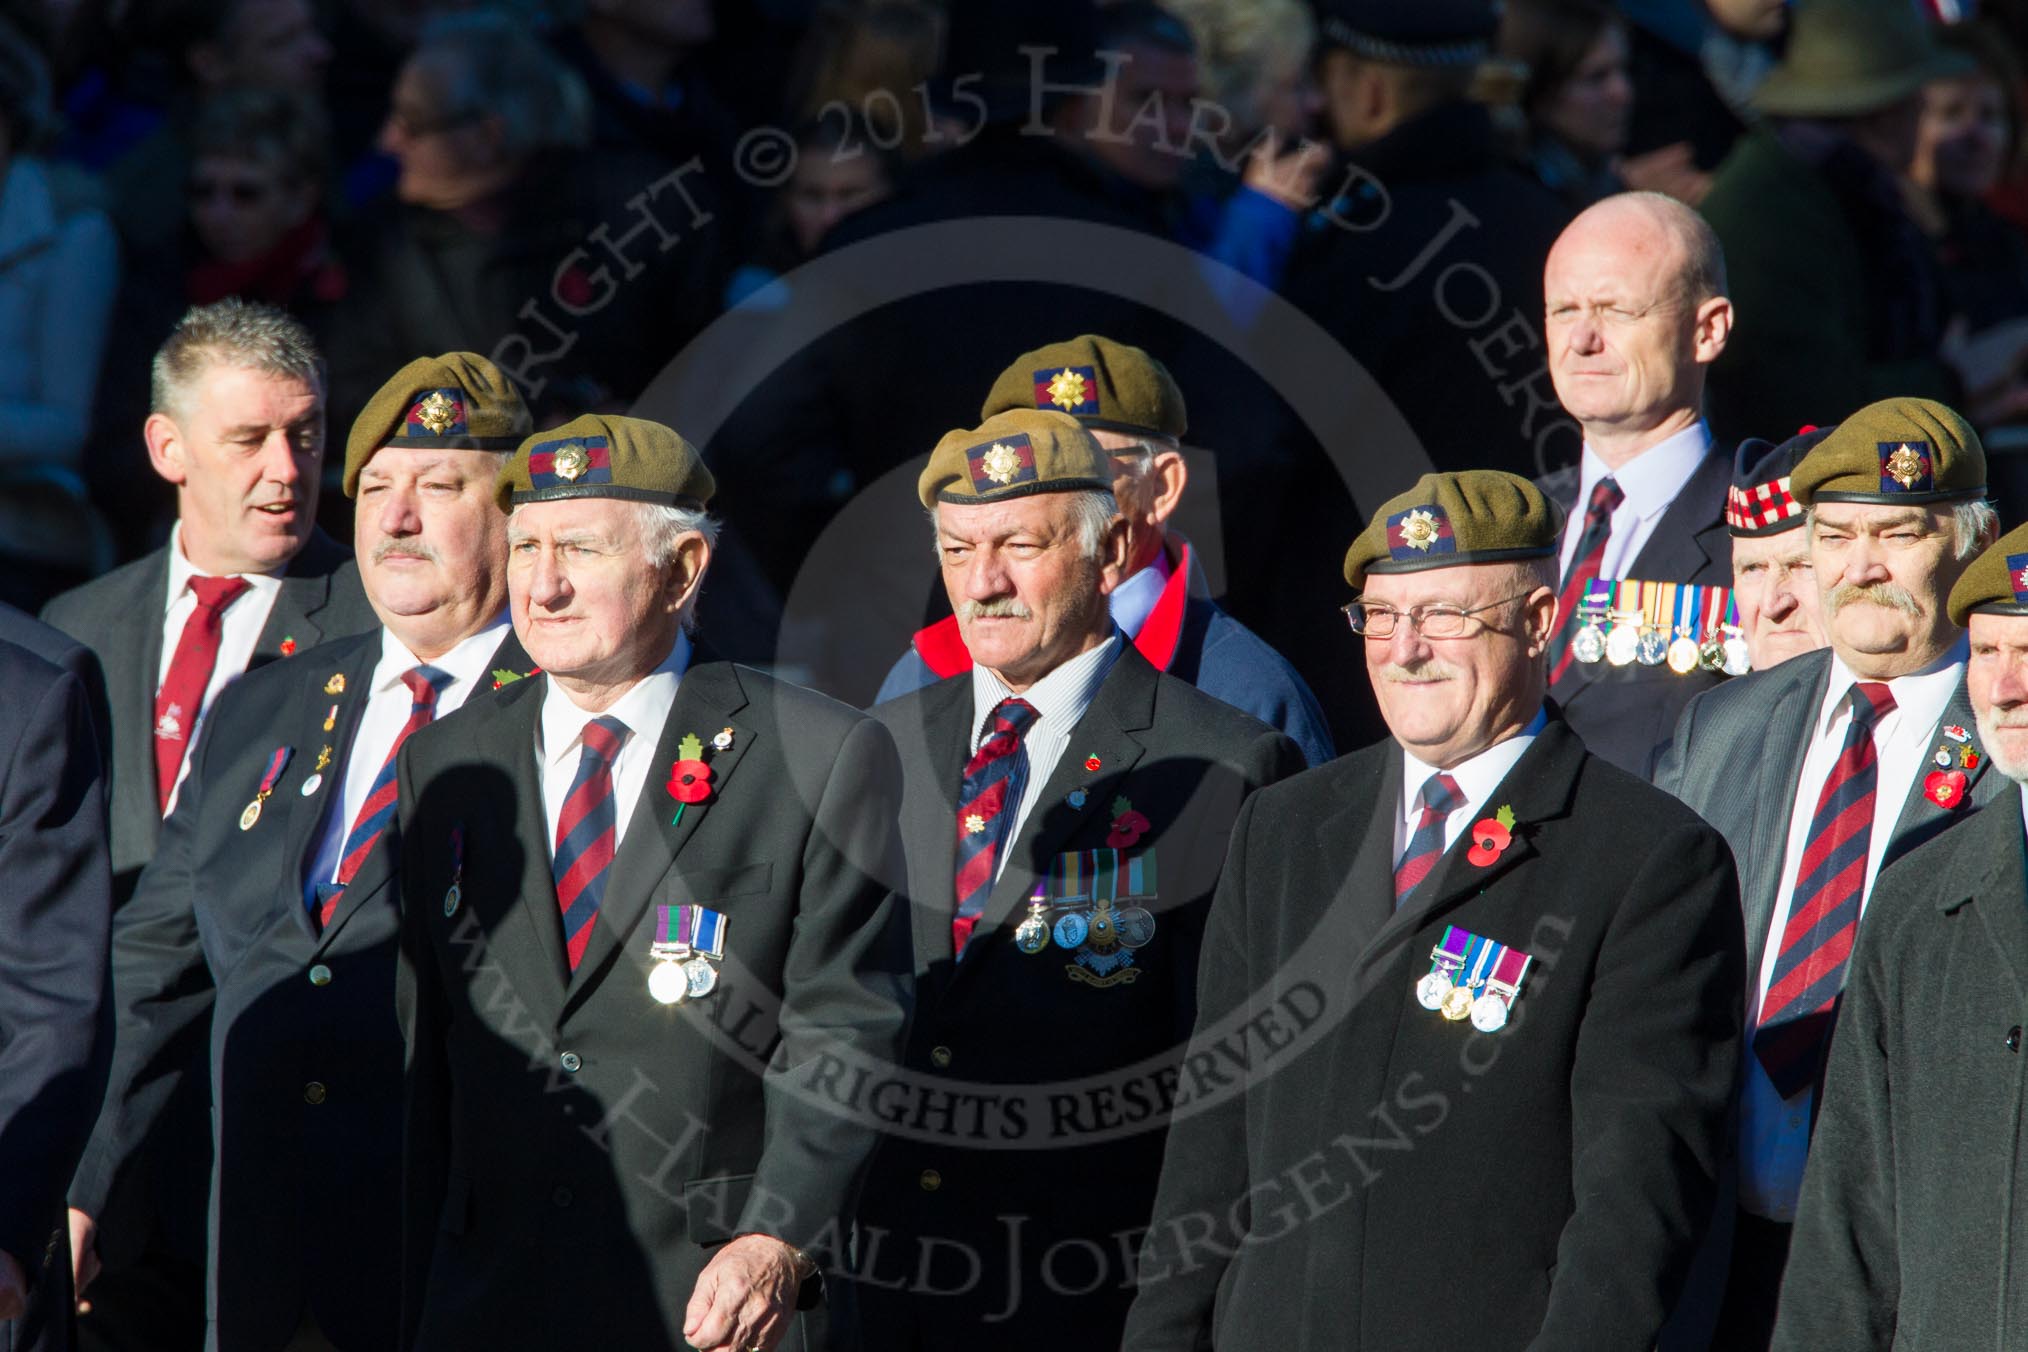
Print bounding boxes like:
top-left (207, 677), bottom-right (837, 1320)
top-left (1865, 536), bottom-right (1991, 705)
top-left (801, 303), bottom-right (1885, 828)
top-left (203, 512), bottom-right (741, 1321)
top-left (667, 733), bottom-right (715, 826)
top-left (1106, 796), bottom-right (1150, 849)
top-left (1924, 769), bottom-right (1968, 809)
top-left (279, 636), bottom-right (297, 657)
top-left (1084, 754), bottom-right (1102, 773)
top-left (1467, 805), bottom-right (1518, 867)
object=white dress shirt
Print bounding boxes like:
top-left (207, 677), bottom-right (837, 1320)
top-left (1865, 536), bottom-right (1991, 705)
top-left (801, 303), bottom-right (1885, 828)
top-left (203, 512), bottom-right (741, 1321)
top-left (1739, 641), bottom-right (1967, 1219)
top-left (1394, 707), bottom-right (1548, 862)
top-left (969, 633), bottom-right (1122, 881)
top-left (158, 521), bottom-right (284, 812)
top-left (304, 618), bottom-right (509, 889)
top-left (537, 633), bottom-right (691, 856)
top-left (1556, 422), bottom-right (1713, 581)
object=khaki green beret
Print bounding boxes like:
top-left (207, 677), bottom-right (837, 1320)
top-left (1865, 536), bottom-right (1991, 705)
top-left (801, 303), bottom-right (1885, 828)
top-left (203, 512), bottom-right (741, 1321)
top-left (1948, 522), bottom-right (2028, 626)
top-left (344, 352), bottom-right (531, 497)
top-left (494, 413), bottom-right (716, 513)
top-left (918, 409), bottom-right (1111, 510)
top-left (1789, 397), bottom-right (1986, 507)
top-left (1343, 471), bottom-right (1563, 590)
top-left (979, 334), bottom-right (1188, 440)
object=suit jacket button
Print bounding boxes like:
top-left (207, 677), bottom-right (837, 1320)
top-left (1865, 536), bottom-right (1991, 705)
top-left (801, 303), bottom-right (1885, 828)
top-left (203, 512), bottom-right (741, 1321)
top-left (308, 964), bottom-right (332, 986)
top-left (919, 1169), bottom-right (942, 1192)
top-left (929, 1046), bottom-right (953, 1069)
top-left (560, 1051), bottom-right (583, 1073)
top-left (552, 1187), bottom-right (573, 1208)
top-left (2009, 1027), bottom-right (2021, 1053)
top-left (304, 1081), bottom-right (327, 1105)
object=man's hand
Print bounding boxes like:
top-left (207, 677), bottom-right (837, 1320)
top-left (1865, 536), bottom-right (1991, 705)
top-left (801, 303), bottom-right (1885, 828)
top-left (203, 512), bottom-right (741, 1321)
top-left (1242, 130), bottom-right (1333, 212)
top-left (0, 1247), bottom-right (26, 1321)
top-left (682, 1234), bottom-right (804, 1352)
top-left (68, 1208), bottom-right (99, 1309)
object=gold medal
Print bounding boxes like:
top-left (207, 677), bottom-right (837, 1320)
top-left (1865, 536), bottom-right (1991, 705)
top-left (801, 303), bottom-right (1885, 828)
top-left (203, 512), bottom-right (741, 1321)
top-left (1440, 985), bottom-right (1473, 1021)
top-left (1667, 636), bottom-right (1700, 674)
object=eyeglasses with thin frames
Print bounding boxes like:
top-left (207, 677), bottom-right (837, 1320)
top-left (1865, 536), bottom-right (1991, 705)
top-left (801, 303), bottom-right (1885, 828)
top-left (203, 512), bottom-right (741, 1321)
top-left (1342, 592), bottom-right (1535, 639)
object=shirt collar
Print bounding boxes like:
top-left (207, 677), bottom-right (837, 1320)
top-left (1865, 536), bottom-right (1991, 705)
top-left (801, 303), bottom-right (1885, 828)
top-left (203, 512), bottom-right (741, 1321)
top-left (1108, 546), bottom-right (1173, 640)
top-left (1817, 638), bottom-right (1968, 741)
top-left (371, 614), bottom-right (509, 696)
top-left (165, 519), bottom-right (286, 612)
top-left (1400, 705), bottom-right (1549, 822)
top-left (1577, 421), bottom-right (1712, 524)
top-left (970, 632), bottom-right (1123, 753)
top-left (539, 631), bottom-right (692, 770)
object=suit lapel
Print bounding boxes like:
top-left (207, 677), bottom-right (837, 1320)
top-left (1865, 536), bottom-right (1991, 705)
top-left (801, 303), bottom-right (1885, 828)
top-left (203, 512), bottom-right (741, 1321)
top-left (955, 653), bottom-right (1153, 975)
top-left (897, 677), bottom-right (976, 972)
top-left (1311, 750), bottom-right (1401, 961)
top-left (1886, 672), bottom-right (1991, 859)
top-left (563, 661), bottom-right (753, 1010)
top-left (1736, 652), bottom-right (1830, 975)
top-left (1622, 449), bottom-right (1728, 583)
top-left (1967, 789), bottom-right (2028, 997)
top-left (472, 680), bottom-right (575, 1006)
top-left (111, 551), bottom-right (172, 856)
top-left (292, 638), bottom-right (381, 947)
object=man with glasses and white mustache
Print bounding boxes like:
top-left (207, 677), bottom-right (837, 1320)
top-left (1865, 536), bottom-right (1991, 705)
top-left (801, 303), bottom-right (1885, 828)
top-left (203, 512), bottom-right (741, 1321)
top-left (1770, 517), bottom-right (2028, 1351)
top-left (1657, 396), bottom-right (2006, 1349)
top-left (1125, 469), bottom-right (1742, 1350)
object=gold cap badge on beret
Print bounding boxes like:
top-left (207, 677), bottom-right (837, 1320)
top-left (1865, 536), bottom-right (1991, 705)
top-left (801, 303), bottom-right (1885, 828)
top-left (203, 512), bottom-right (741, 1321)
top-left (495, 413), bottom-right (716, 513)
top-left (980, 334), bottom-right (1188, 440)
top-left (1789, 397), bottom-right (1986, 507)
top-left (918, 409), bottom-right (1111, 509)
top-left (344, 351), bottom-right (532, 497)
top-left (1343, 471), bottom-right (1563, 590)
top-left (1947, 523), bottom-right (2028, 625)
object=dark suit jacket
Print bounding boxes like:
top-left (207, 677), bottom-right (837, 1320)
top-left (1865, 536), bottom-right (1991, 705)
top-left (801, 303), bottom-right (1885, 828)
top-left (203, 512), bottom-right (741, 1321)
top-left (70, 626), bottom-right (528, 1352)
top-left (395, 658), bottom-right (911, 1351)
top-left (1121, 718), bottom-right (1745, 1351)
top-left (1539, 447), bottom-right (1733, 780)
top-left (857, 647), bottom-right (1303, 1350)
top-left (1773, 785), bottom-right (2028, 1352)
top-left (0, 643), bottom-right (113, 1352)
top-left (40, 528), bottom-right (376, 903)
top-left (40, 528), bottom-right (373, 1277)
top-left (0, 603), bottom-right (109, 774)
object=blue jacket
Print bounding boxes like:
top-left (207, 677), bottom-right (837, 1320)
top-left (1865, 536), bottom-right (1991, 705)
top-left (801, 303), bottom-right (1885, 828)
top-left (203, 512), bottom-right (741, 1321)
top-left (874, 539), bottom-right (1336, 768)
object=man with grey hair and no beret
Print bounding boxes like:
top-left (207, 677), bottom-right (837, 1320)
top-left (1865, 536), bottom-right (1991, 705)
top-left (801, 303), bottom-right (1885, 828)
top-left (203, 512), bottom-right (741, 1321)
top-left (42, 297), bottom-right (374, 1352)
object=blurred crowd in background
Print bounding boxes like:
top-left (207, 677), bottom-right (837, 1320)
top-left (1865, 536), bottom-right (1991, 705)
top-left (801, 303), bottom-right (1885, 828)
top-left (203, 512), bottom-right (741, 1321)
top-left (4, 0), bottom-right (2028, 746)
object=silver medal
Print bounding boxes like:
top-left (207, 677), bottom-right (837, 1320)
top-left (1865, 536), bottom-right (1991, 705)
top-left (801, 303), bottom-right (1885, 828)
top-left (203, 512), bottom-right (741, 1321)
top-left (1416, 970), bottom-right (1454, 1011)
top-left (648, 958), bottom-right (687, 1005)
top-left (1114, 906), bottom-right (1156, 949)
top-left (683, 956), bottom-right (719, 999)
top-left (1052, 912), bottom-right (1089, 950)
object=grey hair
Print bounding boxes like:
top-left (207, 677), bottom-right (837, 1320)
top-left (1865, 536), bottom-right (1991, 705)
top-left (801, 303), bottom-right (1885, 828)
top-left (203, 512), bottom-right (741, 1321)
top-left (412, 11), bottom-right (591, 160)
top-left (150, 298), bottom-right (324, 420)
top-left (1955, 498), bottom-right (2001, 560)
top-left (638, 503), bottom-right (719, 633)
top-left (927, 488), bottom-right (1120, 562)
top-left (1802, 499), bottom-right (1999, 561)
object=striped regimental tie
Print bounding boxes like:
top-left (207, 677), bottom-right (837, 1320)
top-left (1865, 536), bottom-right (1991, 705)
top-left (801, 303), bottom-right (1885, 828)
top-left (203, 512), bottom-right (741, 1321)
top-left (553, 715), bottom-right (630, 971)
top-left (1548, 476), bottom-right (1623, 689)
top-left (1754, 681), bottom-right (1896, 1099)
top-left (1394, 771), bottom-right (1463, 907)
top-left (312, 664), bottom-right (449, 930)
top-left (951, 698), bottom-right (1038, 956)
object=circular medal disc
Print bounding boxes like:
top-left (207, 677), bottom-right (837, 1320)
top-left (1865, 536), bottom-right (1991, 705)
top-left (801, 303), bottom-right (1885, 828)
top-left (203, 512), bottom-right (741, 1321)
top-left (1722, 636), bottom-right (1751, 677)
top-left (1698, 638), bottom-right (1726, 672)
top-left (238, 799), bottom-right (262, 831)
top-left (648, 960), bottom-right (687, 1005)
top-left (1015, 917), bottom-right (1049, 954)
top-left (1052, 913), bottom-right (1090, 950)
top-left (1572, 623), bottom-right (1607, 665)
top-left (1666, 637), bottom-right (1701, 675)
top-left (300, 773), bottom-right (322, 797)
top-left (1604, 624), bottom-right (1640, 667)
top-left (1636, 630), bottom-right (1668, 666)
top-left (1416, 971), bottom-right (1453, 1011)
top-left (1936, 748), bottom-right (1953, 768)
top-left (442, 883), bottom-right (461, 918)
top-left (1114, 906), bottom-right (1156, 949)
top-left (683, 957), bottom-right (718, 999)
top-left (1440, 986), bottom-right (1473, 1021)
top-left (1470, 993), bottom-right (1510, 1033)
